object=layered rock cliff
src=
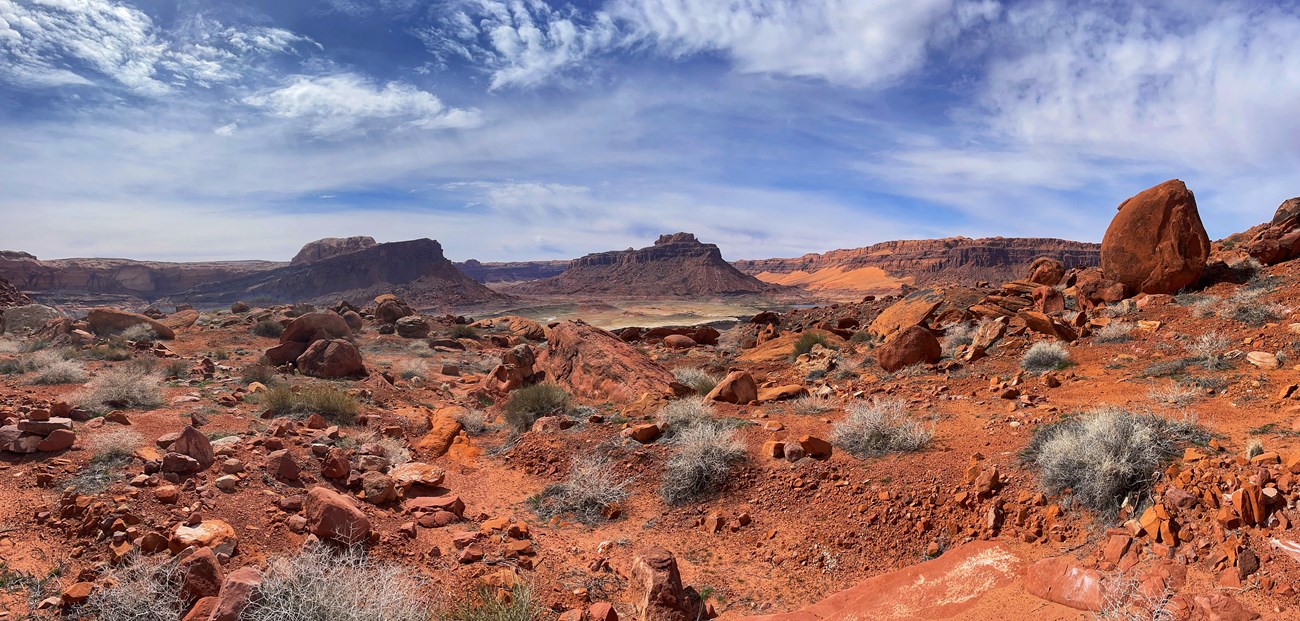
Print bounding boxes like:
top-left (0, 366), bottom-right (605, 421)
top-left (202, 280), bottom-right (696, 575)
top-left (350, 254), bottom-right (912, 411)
top-left (512, 233), bottom-right (784, 297)
top-left (291, 236), bottom-right (377, 265)
top-left (171, 238), bottom-right (509, 310)
top-left (734, 237), bottom-right (1101, 296)
top-left (456, 259), bottom-right (569, 283)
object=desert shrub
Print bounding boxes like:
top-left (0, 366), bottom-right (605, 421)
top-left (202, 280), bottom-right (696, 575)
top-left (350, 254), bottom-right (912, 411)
top-left (244, 546), bottom-right (428, 621)
top-left (1021, 342), bottom-right (1071, 374)
top-left (1189, 297), bottom-right (1219, 318)
top-left (78, 555), bottom-right (186, 621)
top-left (261, 384), bottom-right (359, 424)
top-left (29, 359), bottom-right (88, 385)
top-left (455, 409), bottom-right (491, 436)
top-left (849, 331), bottom-right (873, 344)
top-left (502, 384), bottom-right (570, 433)
top-left (119, 324), bottom-right (159, 342)
top-left (531, 456), bottom-right (631, 524)
top-left (1147, 382), bottom-right (1199, 407)
top-left (241, 362), bottom-right (279, 386)
top-left (1096, 571), bottom-right (1178, 621)
top-left (159, 358), bottom-right (189, 379)
top-left (66, 430), bottom-right (142, 493)
top-left (439, 585), bottom-right (542, 621)
top-left (73, 367), bottom-right (164, 413)
top-left (449, 324), bottom-right (479, 340)
top-left (831, 399), bottom-right (932, 458)
top-left (790, 394), bottom-right (836, 415)
top-left (656, 398), bottom-right (715, 436)
top-left (1225, 299), bottom-right (1288, 326)
top-left (1184, 332), bottom-right (1230, 370)
top-left (660, 423), bottom-right (746, 505)
top-left (791, 332), bottom-right (834, 359)
top-left (941, 322), bottom-right (976, 357)
top-left (0, 357), bottom-right (27, 375)
top-left (1021, 407), bottom-right (1206, 516)
top-left (1094, 321), bottom-right (1134, 344)
top-left (252, 319), bottom-right (285, 338)
top-left (395, 360), bottom-right (428, 381)
top-left (1245, 439), bottom-right (1264, 460)
top-left (673, 368), bottom-right (719, 395)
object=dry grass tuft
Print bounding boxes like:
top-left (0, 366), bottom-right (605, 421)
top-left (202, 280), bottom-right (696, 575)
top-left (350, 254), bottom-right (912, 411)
top-left (79, 555), bottom-right (186, 621)
top-left (660, 423), bottom-right (746, 505)
top-left (656, 398), bottom-right (715, 436)
top-left (1094, 322), bottom-right (1134, 344)
top-left (72, 366), bottom-right (164, 414)
top-left (531, 456), bottom-right (631, 524)
top-left (244, 546), bottom-right (429, 621)
top-left (831, 399), bottom-right (932, 458)
top-left (1022, 407), bottom-right (1206, 517)
top-left (1021, 342), bottom-right (1071, 374)
top-left (260, 384), bottom-right (359, 424)
top-left (502, 383), bottom-right (570, 433)
top-left (673, 367), bottom-right (720, 395)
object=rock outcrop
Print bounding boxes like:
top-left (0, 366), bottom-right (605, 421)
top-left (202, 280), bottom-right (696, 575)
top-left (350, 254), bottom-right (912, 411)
top-left (1101, 180), bottom-right (1211, 295)
top-left (539, 321), bottom-right (682, 403)
top-left (290, 236), bottom-right (377, 265)
top-left (0, 276), bottom-right (32, 308)
top-left (1239, 197), bottom-right (1300, 265)
top-left (512, 233), bottom-right (783, 297)
top-left (735, 237), bottom-right (1100, 298)
top-left (876, 325), bottom-right (942, 372)
top-left (456, 259), bottom-right (569, 284)
top-left (173, 239), bottom-right (508, 310)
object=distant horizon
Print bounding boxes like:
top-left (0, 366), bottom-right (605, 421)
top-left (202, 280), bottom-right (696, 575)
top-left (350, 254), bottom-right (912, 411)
top-left (2, 1), bottom-right (1296, 263)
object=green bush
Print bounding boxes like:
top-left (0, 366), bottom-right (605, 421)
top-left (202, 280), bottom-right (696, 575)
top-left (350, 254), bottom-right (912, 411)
top-left (449, 324), bottom-right (480, 340)
top-left (502, 384), bottom-right (570, 432)
top-left (252, 320), bottom-right (285, 338)
top-left (791, 332), bottom-right (834, 358)
top-left (260, 384), bottom-right (359, 424)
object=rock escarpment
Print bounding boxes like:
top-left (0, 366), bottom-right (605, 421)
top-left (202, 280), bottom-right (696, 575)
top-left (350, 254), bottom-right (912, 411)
top-left (455, 259), bottom-right (569, 284)
top-left (512, 233), bottom-right (782, 297)
top-left (290, 236), bottom-right (377, 265)
top-left (734, 237), bottom-right (1101, 296)
top-left (173, 239), bottom-right (508, 310)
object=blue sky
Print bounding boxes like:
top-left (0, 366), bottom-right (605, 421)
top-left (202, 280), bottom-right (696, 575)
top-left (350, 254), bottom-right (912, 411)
top-left (2, 0), bottom-right (1298, 263)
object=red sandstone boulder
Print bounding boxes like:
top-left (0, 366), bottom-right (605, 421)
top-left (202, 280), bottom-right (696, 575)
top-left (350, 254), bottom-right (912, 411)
top-left (296, 339), bottom-right (365, 378)
top-left (209, 566), bottom-right (262, 621)
top-left (631, 548), bottom-right (698, 621)
top-left (540, 321), bottom-right (682, 403)
top-left (662, 334), bottom-right (696, 349)
top-left (305, 486), bottom-right (371, 544)
top-left (704, 371), bottom-right (758, 404)
top-left (1026, 257), bottom-right (1067, 286)
top-left (1101, 180), bottom-right (1210, 295)
top-left (279, 312), bottom-right (351, 345)
top-left (876, 325), bottom-right (941, 372)
top-left (178, 547), bottom-right (223, 603)
top-left (1024, 556), bottom-right (1103, 611)
top-left (85, 308), bottom-right (176, 340)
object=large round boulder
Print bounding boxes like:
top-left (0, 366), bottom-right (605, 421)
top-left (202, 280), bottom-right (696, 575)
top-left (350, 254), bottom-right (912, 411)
top-left (876, 324), bottom-right (941, 372)
top-left (85, 308), bottom-right (176, 340)
top-left (296, 339), bottom-right (365, 378)
top-left (1100, 180), bottom-right (1210, 295)
top-left (279, 312), bottom-right (351, 345)
top-left (1026, 257), bottom-right (1066, 287)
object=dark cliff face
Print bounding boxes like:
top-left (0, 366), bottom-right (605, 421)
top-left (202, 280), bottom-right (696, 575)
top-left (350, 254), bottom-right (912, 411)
top-left (0, 252), bottom-right (285, 299)
top-left (455, 259), bottom-right (569, 283)
top-left (511, 232), bottom-right (782, 297)
top-left (733, 237), bottom-right (1101, 286)
top-left (172, 238), bottom-right (508, 309)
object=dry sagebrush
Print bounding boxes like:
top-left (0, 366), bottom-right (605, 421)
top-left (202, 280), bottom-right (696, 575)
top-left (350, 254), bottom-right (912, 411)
top-left (831, 399), bottom-right (933, 458)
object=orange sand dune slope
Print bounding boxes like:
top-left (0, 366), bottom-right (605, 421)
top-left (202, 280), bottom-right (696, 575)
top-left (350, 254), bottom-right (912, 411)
top-left (753, 266), bottom-right (910, 296)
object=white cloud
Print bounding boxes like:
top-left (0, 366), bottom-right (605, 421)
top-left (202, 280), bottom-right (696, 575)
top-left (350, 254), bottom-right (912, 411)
top-left (242, 73), bottom-right (483, 137)
top-left (426, 0), bottom-right (999, 89)
top-left (0, 0), bottom-right (314, 94)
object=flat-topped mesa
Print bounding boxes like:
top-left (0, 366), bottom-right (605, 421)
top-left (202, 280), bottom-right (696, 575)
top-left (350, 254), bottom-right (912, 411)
top-left (511, 232), bottom-right (781, 297)
top-left (291, 236), bottom-right (377, 265)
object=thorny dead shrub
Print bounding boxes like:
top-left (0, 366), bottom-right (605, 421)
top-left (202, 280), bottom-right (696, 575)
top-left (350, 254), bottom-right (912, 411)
top-left (439, 585), bottom-right (543, 621)
top-left (79, 555), bottom-right (186, 621)
top-left (660, 423), bottom-right (746, 506)
top-left (67, 429), bottom-right (143, 493)
top-left (1021, 342), bottom-right (1071, 374)
top-left (1147, 382), bottom-right (1200, 408)
top-left (1022, 407), bottom-right (1207, 517)
top-left (656, 398), bottom-right (715, 437)
top-left (118, 324), bottom-right (159, 342)
top-left (455, 409), bottom-right (491, 436)
top-left (941, 322), bottom-right (976, 357)
top-left (449, 324), bottom-right (479, 340)
top-left (1184, 333), bottom-right (1230, 370)
top-left (673, 367), bottom-right (719, 395)
top-left (1221, 289), bottom-right (1288, 326)
top-left (831, 399), bottom-right (933, 458)
top-left (395, 360), bottom-right (428, 381)
top-left (261, 384), bottom-right (359, 424)
top-left (72, 366), bottom-right (164, 414)
top-left (503, 383), bottom-right (571, 433)
top-left (29, 359), bottom-right (87, 385)
top-left (789, 394), bottom-right (835, 415)
top-left (344, 430), bottom-right (411, 466)
top-left (1094, 322), bottom-right (1134, 344)
top-left (244, 546), bottom-right (429, 621)
top-left (531, 456), bottom-right (631, 524)
top-left (1094, 571), bottom-right (1177, 621)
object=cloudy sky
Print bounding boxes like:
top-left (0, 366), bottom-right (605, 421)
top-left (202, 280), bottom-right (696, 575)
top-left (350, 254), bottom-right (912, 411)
top-left (2, 0), bottom-right (1297, 263)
